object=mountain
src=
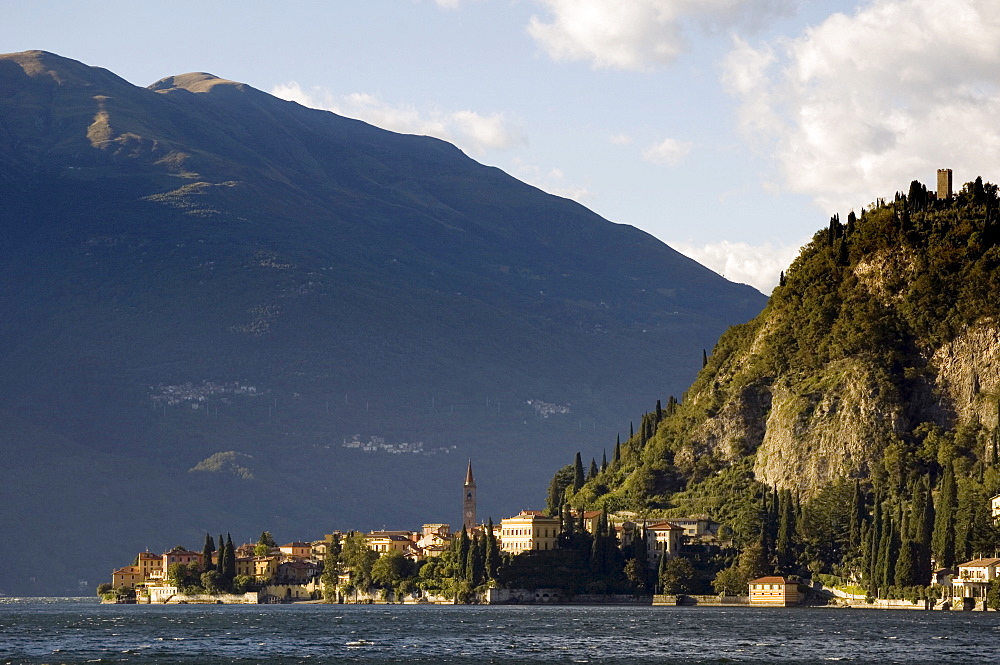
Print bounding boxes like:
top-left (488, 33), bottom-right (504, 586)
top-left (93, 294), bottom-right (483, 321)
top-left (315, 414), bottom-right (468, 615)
top-left (0, 50), bottom-right (765, 595)
top-left (566, 178), bottom-right (1000, 547)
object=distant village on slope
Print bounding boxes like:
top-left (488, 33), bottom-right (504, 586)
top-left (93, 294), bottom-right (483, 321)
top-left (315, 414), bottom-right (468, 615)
top-left (106, 460), bottom-right (1000, 610)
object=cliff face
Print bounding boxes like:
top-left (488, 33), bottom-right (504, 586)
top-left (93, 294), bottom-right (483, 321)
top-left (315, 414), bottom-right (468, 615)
top-left (579, 181), bottom-right (1000, 509)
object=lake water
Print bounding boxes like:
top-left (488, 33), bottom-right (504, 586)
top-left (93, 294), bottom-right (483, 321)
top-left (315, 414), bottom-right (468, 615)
top-left (1, 597), bottom-right (999, 664)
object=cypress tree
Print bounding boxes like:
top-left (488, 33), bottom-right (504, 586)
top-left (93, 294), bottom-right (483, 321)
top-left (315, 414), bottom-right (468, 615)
top-left (223, 533), bottom-right (236, 584)
top-left (614, 436), bottom-right (621, 464)
top-left (932, 464), bottom-right (957, 569)
top-left (484, 518), bottom-right (500, 582)
top-left (601, 450), bottom-right (608, 473)
top-left (702, 349), bottom-right (708, 368)
top-left (588, 458), bottom-right (599, 481)
top-left (865, 501), bottom-right (881, 594)
top-left (466, 534), bottom-right (484, 587)
top-left (217, 533), bottom-right (225, 574)
top-left (912, 475), bottom-right (934, 584)
top-left (562, 503), bottom-right (575, 537)
top-left (590, 512), bottom-right (607, 576)
top-left (457, 527), bottom-right (471, 582)
top-left (876, 503), bottom-right (893, 595)
top-left (657, 547), bottom-right (669, 592)
top-left (776, 489), bottom-right (795, 572)
top-left (202, 533), bottom-right (215, 572)
top-left (573, 452), bottom-right (585, 492)
top-left (655, 399), bottom-right (662, 423)
top-left (848, 480), bottom-right (864, 551)
top-left (630, 422), bottom-right (634, 439)
top-left (895, 512), bottom-right (916, 587)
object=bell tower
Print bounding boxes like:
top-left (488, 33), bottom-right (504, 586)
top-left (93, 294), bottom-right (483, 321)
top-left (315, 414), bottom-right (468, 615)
top-left (463, 460), bottom-right (476, 531)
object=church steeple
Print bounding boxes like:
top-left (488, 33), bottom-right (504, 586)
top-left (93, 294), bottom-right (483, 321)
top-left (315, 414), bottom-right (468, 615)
top-left (463, 460), bottom-right (476, 531)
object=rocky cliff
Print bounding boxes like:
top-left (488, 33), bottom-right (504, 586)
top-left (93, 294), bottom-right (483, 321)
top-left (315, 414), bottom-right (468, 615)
top-left (570, 179), bottom-right (1000, 514)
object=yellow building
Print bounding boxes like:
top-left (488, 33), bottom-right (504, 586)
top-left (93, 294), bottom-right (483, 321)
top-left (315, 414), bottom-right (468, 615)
top-left (365, 531), bottom-right (415, 555)
top-left (112, 566), bottom-right (145, 589)
top-left (279, 542), bottom-right (313, 559)
top-left (500, 510), bottom-right (559, 554)
top-left (235, 556), bottom-right (280, 580)
top-left (749, 576), bottom-right (801, 606)
top-left (136, 551), bottom-right (164, 580)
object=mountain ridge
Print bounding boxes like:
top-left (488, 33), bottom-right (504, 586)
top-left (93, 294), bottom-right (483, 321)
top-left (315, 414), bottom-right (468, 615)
top-left (0, 50), bottom-right (765, 595)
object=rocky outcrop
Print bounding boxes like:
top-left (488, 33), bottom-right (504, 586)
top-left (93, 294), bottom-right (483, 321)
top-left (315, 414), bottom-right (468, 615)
top-left (932, 320), bottom-right (1000, 430)
top-left (753, 360), bottom-right (905, 492)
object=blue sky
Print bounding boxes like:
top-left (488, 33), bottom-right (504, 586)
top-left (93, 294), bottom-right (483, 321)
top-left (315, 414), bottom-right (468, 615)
top-left (5, 0), bottom-right (998, 291)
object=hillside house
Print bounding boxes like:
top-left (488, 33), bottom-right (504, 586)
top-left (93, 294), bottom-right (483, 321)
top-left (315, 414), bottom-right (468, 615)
top-left (645, 521), bottom-right (684, 564)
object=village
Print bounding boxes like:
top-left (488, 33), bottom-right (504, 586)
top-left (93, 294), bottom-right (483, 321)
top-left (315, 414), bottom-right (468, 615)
top-left (104, 463), bottom-right (1000, 610)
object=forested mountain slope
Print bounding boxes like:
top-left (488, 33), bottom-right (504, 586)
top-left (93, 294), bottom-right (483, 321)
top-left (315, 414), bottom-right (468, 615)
top-left (560, 178), bottom-right (1000, 592)
top-left (0, 50), bottom-right (765, 595)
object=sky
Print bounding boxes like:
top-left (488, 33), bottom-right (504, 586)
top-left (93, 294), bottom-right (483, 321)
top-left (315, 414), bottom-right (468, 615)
top-left (5, 0), bottom-right (1000, 292)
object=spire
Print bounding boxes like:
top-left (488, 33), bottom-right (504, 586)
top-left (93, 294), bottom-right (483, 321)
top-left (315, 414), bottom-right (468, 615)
top-left (465, 459), bottom-right (475, 486)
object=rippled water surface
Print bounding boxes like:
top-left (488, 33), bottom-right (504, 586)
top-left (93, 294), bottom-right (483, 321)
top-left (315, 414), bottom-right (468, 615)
top-left (1, 598), bottom-right (999, 664)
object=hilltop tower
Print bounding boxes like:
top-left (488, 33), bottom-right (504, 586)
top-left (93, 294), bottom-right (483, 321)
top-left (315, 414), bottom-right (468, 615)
top-left (938, 168), bottom-right (953, 200)
top-left (463, 460), bottom-right (476, 531)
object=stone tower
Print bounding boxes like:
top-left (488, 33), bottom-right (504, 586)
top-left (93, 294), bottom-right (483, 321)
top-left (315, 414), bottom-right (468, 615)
top-left (938, 168), bottom-right (953, 200)
top-left (463, 460), bottom-right (476, 532)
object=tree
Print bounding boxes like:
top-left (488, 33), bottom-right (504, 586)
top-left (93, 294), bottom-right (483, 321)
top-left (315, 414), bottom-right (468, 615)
top-left (573, 452), bottom-right (585, 492)
top-left (466, 534), bottom-right (485, 587)
top-left (202, 533), bottom-right (216, 572)
top-left (255, 531), bottom-right (277, 556)
top-left (933, 464), bottom-right (957, 569)
top-left (484, 518), bottom-right (501, 583)
top-left (988, 579), bottom-right (1000, 611)
top-left (659, 557), bottom-right (696, 595)
top-left (223, 533), bottom-right (237, 586)
top-left (546, 465), bottom-right (574, 516)
top-left (624, 558), bottom-right (646, 588)
top-left (217, 533), bottom-right (225, 574)
top-left (848, 480), bottom-right (864, 551)
top-left (776, 488), bottom-right (796, 572)
top-left (712, 565), bottom-right (748, 596)
top-left (371, 551), bottom-right (414, 596)
top-left (341, 531), bottom-right (378, 593)
top-left (321, 533), bottom-right (342, 600)
top-left (588, 458), bottom-right (599, 481)
top-left (201, 570), bottom-right (221, 593)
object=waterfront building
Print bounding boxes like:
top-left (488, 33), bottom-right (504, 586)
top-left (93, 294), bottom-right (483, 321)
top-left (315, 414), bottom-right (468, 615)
top-left (112, 566), bottom-right (145, 589)
top-left (500, 510), bottom-right (559, 553)
top-left (952, 558), bottom-right (1000, 605)
top-left (748, 576), bottom-right (802, 606)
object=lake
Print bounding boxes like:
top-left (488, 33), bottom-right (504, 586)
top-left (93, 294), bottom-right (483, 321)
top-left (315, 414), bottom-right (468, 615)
top-left (1, 597), bottom-right (998, 664)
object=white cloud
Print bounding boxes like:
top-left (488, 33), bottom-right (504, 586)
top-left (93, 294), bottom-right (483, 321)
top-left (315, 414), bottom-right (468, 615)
top-left (672, 239), bottom-right (802, 293)
top-left (512, 161), bottom-right (592, 201)
top-left (527, 0), bottom-right (795, 70)
top-left (271, 82), bottom-right (525, 156)
top-left (642, 137), bottom-right (692, 166)
top-left (610, 133), bottom-right (633, 145)
top-left (722, 0), bottom-right (1000, 214)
